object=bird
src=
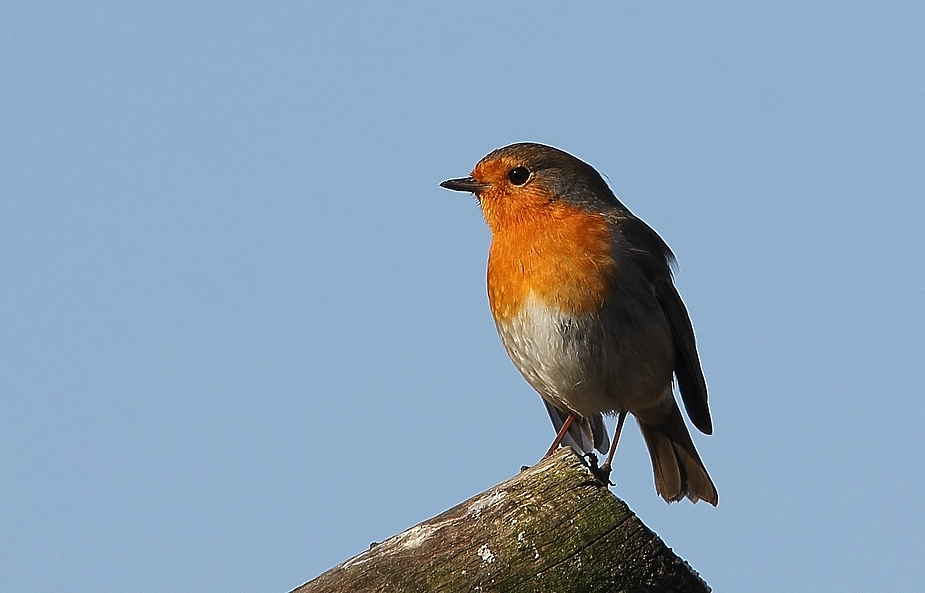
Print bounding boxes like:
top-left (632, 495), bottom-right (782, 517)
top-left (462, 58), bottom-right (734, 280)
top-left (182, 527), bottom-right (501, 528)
top-left (440, 142), bottom-right (717, 505)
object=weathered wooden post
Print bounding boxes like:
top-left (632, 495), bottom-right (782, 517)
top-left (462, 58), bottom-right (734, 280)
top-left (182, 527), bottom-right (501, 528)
top-left (293, 448), bottom-right (710, 592)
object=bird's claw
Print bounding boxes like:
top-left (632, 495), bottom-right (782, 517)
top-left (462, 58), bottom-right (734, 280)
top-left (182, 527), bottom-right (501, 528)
top-left (584, 453), bottom-right (614, 485)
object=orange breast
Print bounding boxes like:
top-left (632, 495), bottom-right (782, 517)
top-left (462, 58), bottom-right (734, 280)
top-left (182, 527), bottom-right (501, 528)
top-left (486, 203), bottom-right (616, 321)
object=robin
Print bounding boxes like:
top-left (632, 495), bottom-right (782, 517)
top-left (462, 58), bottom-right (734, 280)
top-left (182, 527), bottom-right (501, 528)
top-left (440, 143), bottom-right (717, 505)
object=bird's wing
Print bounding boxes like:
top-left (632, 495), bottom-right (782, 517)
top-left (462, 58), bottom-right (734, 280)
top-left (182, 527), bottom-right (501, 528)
top-left (618, 215), bottom-right (713, 435)
top-left (654, 277), bottom-right (712, 434)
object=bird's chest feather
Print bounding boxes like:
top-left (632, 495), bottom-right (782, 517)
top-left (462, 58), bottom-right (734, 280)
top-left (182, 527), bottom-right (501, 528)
top-left (486, 205), bottom-right (616, 322)
top-left (486, 207), bottom-right (620, 413)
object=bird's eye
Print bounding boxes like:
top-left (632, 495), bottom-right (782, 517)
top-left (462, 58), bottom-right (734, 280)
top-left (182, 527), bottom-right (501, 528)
top-left (507, 166), bottom-right (531, 186)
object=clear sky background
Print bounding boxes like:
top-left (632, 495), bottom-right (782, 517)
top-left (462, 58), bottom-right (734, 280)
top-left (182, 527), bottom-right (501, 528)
top-left (2, 2), bottom-right (923, 592)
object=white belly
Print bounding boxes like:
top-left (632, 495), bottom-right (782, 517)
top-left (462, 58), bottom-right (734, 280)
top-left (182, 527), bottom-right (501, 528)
top-left (495, 292), bottom-right (674, 417)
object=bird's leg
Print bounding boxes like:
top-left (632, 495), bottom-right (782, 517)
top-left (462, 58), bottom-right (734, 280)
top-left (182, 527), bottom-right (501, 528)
top-left (543, 413), bottom-right (575, 458)
top-left (598, 411), bottom-right (628, 481)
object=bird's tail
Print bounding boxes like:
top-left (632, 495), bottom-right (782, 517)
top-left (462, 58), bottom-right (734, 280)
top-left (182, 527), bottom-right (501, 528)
top-left (637, 404), bottom-right (718, 505)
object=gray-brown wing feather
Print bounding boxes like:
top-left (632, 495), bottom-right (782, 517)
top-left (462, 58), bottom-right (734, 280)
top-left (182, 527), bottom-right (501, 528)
top-left (616, 214), bottom-right (712, 435)
top-left (655, 279), bottom-right (712, 434)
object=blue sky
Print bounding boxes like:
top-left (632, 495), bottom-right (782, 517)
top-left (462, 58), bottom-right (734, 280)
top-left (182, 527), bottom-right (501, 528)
top-left (2, 2), bottom-right (923, 591)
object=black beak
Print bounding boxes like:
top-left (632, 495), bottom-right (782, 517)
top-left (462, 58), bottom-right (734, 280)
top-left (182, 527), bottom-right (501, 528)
top-left (440, 176), bottom-right (489, 194)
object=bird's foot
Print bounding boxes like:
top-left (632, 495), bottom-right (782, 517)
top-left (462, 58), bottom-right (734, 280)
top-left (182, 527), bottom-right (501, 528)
top-left (585, 453), bottom-right (614, 486)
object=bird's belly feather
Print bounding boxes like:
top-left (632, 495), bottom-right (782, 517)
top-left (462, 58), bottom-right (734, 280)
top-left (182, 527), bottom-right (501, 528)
top-left (495, 292), bottom-right (673, 417)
